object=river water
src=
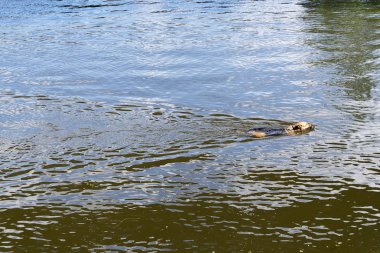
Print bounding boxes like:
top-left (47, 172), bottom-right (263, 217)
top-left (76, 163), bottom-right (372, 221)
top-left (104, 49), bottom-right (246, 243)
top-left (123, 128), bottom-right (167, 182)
top-left (0, 0), bottom-right (379, 252)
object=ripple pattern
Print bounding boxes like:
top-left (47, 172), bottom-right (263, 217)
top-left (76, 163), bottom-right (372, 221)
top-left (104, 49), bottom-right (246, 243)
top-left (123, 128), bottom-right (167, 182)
top-left (0, 0), bottom-right (380, 252)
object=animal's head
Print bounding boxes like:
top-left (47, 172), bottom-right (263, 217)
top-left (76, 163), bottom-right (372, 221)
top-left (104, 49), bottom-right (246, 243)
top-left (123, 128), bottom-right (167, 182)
top-left (286, 122), bottom-right (314, 134)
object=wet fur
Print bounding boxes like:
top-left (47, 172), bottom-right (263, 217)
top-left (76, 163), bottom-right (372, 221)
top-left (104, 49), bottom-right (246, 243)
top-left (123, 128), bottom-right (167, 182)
top-left (248, 122), bottom-right (314, 138)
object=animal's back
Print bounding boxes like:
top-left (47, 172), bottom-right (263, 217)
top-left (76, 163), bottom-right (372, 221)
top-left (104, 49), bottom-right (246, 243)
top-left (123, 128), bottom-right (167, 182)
top-left (247, 127), bottom-right (286, 138)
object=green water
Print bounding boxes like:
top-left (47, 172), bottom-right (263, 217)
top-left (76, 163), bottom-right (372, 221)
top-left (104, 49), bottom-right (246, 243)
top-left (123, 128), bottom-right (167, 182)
top-left (0, 0), bottom-right (379, 252)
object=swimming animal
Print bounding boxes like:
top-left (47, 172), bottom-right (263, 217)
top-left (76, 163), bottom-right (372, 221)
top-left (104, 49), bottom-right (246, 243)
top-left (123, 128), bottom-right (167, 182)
top-left (248, 121), bottom-right (314, 138)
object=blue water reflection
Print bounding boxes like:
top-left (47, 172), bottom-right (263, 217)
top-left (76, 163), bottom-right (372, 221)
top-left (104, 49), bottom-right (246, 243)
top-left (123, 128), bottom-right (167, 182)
top-left (0, 0), bottom-right (379, 252)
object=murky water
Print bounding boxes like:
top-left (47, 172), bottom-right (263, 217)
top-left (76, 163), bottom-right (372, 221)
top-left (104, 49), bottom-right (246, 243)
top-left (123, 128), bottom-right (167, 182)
top-left (1, 0), bottom-right (379, 252)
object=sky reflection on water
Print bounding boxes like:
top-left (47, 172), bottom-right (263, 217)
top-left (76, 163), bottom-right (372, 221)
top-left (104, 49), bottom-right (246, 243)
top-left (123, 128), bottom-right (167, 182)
top-left (0, 0), bottom-right (380, 252)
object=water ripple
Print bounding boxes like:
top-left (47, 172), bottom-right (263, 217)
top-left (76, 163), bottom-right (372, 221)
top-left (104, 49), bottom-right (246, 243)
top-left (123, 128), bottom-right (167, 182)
top-left (1, 0), bottom-right (380, 252)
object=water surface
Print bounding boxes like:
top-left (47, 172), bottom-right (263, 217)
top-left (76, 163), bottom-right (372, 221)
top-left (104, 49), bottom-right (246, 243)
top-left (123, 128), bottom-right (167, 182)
top-left (0, 0), bottom-right (379, 252)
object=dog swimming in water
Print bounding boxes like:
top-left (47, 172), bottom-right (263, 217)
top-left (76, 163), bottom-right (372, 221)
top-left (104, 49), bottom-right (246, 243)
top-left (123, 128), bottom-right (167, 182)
top-left (247, 121), bottom-right (314, 138)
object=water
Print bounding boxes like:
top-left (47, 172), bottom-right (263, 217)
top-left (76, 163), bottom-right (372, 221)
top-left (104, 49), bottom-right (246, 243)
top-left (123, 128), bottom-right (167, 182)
top-left (0, 0), bottom-right (379, 252)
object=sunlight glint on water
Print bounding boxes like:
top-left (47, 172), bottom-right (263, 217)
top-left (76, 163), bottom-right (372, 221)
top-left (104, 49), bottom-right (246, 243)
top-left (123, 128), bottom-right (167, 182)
top-left (0, 0), bottom-right (379, 252)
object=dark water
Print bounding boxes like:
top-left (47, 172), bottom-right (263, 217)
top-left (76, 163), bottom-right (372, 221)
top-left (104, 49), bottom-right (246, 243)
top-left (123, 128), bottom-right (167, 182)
top-left (1, 0), bottom-right (380, 252)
